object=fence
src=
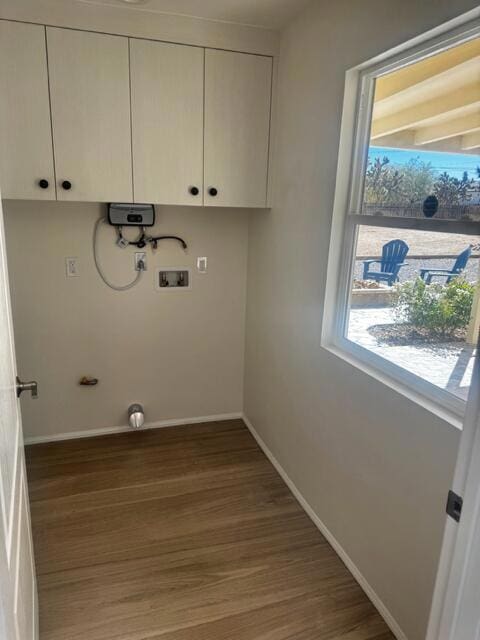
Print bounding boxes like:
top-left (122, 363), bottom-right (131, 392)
top-left (362, 203), bottom-right (480, 221)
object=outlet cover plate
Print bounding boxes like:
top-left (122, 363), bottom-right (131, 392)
top-left (134, 252), bottom-right (147, 271)
top-left (65, 257), bottom-right (79, 277)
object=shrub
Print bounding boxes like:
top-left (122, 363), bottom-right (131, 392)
top-left (364, 156), bottom-right (435, 205)
top-left (433, 171), bottom-right (474, 206)
top-left (393, 277), bottom-right (475, 336)
top-left (364, 156), bottom-right (477, 207)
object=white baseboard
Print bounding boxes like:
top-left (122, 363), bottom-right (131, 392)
top-left (24, 412), bottom-right (243, 445)
top-left (242, 413), bottom-right (408, 640)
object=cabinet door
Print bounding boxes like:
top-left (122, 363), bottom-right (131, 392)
top-left (47, 28), bottom-right (132, 202)
top-left (0, 21), bottom-right (55, 200)
top-left (130, 39), bottom-right (204, 205)
top-left (204, 50), bottom-right (272, 208)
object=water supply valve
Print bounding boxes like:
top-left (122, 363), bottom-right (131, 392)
top-left (128, 404), bottom-right (145, 429)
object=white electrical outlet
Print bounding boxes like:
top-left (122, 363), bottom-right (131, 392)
top-left (197, 257), bottom-right (208, 273)
top-left (135, 252), bottom-right (147, 271)
top-left (65, 257), bottom-right (79, 277)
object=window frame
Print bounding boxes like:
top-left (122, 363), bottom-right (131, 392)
top-left (322, 13), bottom-right (480, 424)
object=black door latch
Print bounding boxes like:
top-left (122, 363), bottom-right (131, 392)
top-left (446, 490), bottom-right (463, 523)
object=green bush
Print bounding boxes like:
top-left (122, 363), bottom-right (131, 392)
top-left (393, 277), bottom-right (475, 336)
top-left (364, 157), bottom-right (435, 205)
top-left (364, 156), bottom-right (476, 206)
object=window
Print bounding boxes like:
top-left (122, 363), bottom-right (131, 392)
top-left (327, 25), bottom-right (480, 418)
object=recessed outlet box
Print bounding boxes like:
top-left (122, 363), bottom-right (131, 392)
top-left (134, 252), bottom-right (147, 271)
top-left (155, 268), bottom-right (191, 291)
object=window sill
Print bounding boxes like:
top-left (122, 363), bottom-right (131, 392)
top-left (322, 336), bottom-right (464, 431)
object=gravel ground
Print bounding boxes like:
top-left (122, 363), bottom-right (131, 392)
top-left (356, 227), bottom-right (480, 255)
top-left (348, 307), bottom-right (475, 401)
top-left (355, 256), bottom-right (480, 284)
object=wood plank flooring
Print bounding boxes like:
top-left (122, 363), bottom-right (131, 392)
top-left (25, 419), bottom-right (395, 640)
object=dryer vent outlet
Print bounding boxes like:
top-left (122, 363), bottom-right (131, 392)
top-left (128, 404), bottom-right (145, 429)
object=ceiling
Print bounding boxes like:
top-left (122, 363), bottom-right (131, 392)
top-left (75, 0), bottom-right (311, 30)
top-left (371, 38), bottom-right (480, 155)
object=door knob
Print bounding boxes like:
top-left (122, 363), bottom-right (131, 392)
top-left (61, 180), bottom-right (72, 190)
top-left (38, 179), bottom-right (49, 189)
top-left (208, 187), bottom-right (218, 197)
top-left (16, 376), bottom-right (38, 399)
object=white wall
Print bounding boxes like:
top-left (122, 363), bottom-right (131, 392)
top-left (244, 1), bottom-right (479, 639)
top-left (4, 201), bottom-right (248, 439)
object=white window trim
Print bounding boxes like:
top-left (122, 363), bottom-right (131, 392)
top-left (322, 10), bottom-right (480, 427)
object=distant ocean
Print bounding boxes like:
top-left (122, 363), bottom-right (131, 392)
top-left (369, 145), bottom-right (480, 179)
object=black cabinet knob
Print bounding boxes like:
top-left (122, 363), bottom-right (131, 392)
top-left (208, 187), bottom-right (218, 197)
top-left (38, 179), bottom-right (49, 189)
top-left (189, 186), bottom-right (199, 196)
top-left (62, 180), bottom-right (72, 191)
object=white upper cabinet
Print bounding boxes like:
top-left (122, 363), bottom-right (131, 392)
top-left (47, 28), bottom-right (133, 202)
top-left (204, 50), bottom-right (272, 208)
top-left (0, 21), bottom-right (55, 200)
top-left (1, 20), bottom-right (274, 207)
top-left (130, 39), bottom-right (204, 205)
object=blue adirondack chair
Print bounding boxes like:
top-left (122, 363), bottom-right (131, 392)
top-left (419, 246), bottom-right (472, 284)
top-left (362, 239), bottom-right (409, 286)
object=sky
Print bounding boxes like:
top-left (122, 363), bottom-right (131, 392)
top-left (369, 145), bottom-right (480, 179)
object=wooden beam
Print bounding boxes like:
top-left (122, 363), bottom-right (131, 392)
top-left (375, 56), bottom-right (480, 121)
top-left (415, 113), bottom-right (480, 145)
top-left (370, 133), bottom-right (480, 156)
top-left (375, 38), bottom-right (480, 101)
top-left (462, 131), bottom-right (480, 150)
top-left (371, 84), bottom-right (480, 139)
top-left (370, 131), bottom-right (416, 148)
top-left (421, 136), bottom-right (480, 155)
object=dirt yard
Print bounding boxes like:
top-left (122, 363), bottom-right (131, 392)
top-left (356, 227), bottom-right (479, 257)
